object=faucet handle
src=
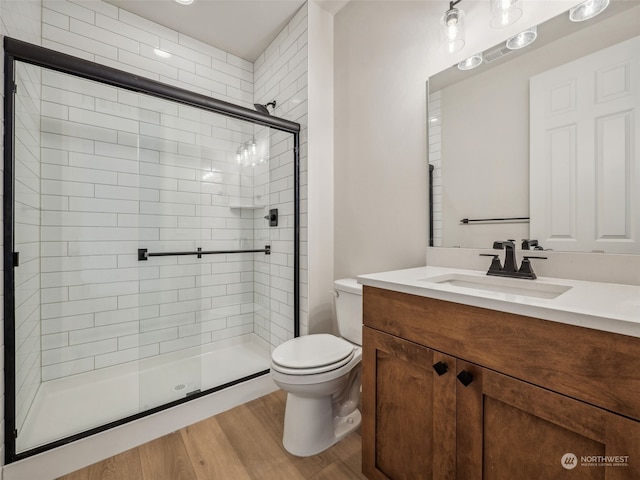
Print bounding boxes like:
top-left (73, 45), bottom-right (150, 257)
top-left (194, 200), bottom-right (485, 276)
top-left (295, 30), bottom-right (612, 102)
top-left (493, 240), bottom-right (515, 249)
top-left (518, 256), bottom-right (547, 278)
top-left (522, 239), bottom-right (539, 250)
top-left (480, 253), bottom-right (503, 273)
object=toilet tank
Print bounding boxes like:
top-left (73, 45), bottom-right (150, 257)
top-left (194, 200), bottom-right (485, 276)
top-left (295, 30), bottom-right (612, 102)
top-left (334, 278), bottom-right (363, 346)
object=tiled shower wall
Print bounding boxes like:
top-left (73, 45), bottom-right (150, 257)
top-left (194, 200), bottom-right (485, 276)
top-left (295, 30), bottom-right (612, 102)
top-left (36, 0), bottom-right (265, 381)
top-left (27, 0), bottom-right (306, 382)
top-left (36, 69), bottom-right (267, 381)
top-left (41, 0), bottom-right (254, 107)
top-left (254, 2), bottom-right (308, 343)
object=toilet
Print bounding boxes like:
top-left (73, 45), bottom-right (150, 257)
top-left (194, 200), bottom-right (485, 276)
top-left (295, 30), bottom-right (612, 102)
top-left (270, 278), bottom-right (363, 457)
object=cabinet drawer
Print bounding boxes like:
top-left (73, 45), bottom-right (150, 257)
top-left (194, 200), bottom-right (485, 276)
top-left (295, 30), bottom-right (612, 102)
top-left (363, 286), bottom-right (640, 421)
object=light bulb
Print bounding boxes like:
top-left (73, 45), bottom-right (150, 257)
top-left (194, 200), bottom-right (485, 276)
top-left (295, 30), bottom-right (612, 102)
top-left (490, 0), bottom-right (522, 28)
top-left (506, 26), bottom-right (537, 50)
top-left (440, 7), bottom-right (465, 53)
top-left (569, 0), bottom-right (609, 22)
top-left (458, 53), bottom-right (483, 71)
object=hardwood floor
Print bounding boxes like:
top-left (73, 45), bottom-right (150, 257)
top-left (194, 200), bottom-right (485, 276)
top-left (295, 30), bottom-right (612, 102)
top-left (57, 390), bottom-right (367, 480)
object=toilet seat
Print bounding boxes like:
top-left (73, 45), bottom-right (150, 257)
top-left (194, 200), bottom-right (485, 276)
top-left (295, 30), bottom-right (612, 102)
top-left (271, 334), bottom-right (355, 375)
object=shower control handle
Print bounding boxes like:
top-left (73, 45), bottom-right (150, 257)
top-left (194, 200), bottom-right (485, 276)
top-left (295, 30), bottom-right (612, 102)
top-left (264, 208), bottom-right (278, 226)
top-left (432, 361), bottom-right (448, 376)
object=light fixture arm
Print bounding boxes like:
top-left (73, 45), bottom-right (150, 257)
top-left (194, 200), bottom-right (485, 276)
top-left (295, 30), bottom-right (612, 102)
top-left (449, 0), bottom-right (462, 9)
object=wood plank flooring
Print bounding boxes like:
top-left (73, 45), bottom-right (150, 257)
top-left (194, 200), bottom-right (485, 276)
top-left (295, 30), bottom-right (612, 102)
top-left (58, 389), bottom-right (367, 480)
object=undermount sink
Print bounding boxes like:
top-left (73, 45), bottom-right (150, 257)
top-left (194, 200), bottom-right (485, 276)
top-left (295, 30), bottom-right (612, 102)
top-left (418, 273), bottom-right (572, 299)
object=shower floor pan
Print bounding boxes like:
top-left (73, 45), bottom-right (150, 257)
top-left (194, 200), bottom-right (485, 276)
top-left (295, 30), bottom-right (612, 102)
top-left (17, 333), bottom-right (271, 454)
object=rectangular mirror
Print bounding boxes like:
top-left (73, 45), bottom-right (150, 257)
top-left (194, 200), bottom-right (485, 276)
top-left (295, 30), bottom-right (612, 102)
top-left (428, 0), bottom-right (640, 254)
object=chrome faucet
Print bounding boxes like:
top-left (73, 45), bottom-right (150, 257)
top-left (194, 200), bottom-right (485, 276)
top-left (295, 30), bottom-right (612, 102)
top-left (480, 240), bottom-right (547, 279)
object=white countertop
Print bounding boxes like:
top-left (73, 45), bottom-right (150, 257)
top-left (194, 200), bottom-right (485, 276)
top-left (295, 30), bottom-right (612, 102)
top-left (358, 266), bottom-right (640, 339)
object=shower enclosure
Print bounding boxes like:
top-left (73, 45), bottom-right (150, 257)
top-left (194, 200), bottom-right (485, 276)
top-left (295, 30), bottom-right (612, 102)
top-left (3, 38), bottom-right (300, 462)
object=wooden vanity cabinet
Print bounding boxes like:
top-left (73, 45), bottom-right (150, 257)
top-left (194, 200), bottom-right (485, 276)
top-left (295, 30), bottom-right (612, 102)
top-left (457, 360), bottom-right (639, 480)
top-left (362, 327), bottom-right (456, 480)
top-left (362, 286), bottom-right (640, 480)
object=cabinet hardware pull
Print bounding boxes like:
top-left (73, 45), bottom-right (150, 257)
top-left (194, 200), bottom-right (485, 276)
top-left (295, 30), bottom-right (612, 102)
top-left (432, 361), bottom-right (448, 376)
top-left (457, 370), bottom-right (474, 387)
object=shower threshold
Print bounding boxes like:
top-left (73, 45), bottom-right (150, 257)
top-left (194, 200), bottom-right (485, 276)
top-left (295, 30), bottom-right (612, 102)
top-left (16, 333), bottom-right (271, 454)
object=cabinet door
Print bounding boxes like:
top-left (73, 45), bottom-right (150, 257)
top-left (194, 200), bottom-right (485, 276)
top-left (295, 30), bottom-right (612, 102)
top-left (456, 360), bottom-right (640, 480)
top-left (362, 327), bottom-right (455, 480)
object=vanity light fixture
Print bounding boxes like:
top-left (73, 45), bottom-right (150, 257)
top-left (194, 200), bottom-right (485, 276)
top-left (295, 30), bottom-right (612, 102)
top-left (506, 25), bottom-right (537, 50)
top-left (457, 53), bottom-right (483, 70)
top-left (440, 0), bottom-right (465, 53)
top-left (490, 0), bottom-right (523, 28)
top-left (569, 0), bottom-right (609, 22)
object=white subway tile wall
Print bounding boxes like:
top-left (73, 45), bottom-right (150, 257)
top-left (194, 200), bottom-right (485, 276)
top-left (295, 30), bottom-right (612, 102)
top-left (35, 68), bottom-right (276, 381)
top-left (41, 0), bottom-right (254, 108)
top-left (254, 3), bottom-right (308, 343)
top-left (35, 0), bottom-right (304, 380)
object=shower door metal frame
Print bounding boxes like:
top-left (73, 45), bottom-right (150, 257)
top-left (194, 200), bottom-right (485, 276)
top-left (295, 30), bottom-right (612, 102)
top-left (3, 37), bottom-right (301, 464)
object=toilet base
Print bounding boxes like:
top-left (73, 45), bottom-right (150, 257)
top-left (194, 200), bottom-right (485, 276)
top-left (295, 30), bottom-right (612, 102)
top-left (281, 393), bottom-right (362, 457)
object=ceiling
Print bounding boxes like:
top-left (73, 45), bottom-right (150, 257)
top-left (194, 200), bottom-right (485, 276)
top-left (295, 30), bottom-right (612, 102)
top-left (104, 0), bottom-right (344, 62)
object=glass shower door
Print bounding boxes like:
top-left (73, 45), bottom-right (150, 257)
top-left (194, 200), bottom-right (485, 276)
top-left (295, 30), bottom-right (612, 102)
top-left (125, 90), bottom-right (206, 412)
top-left (13, 60), bottom-right (43, 454)
top-left (13, 62), bottom-right (154, 452)
top-left (6, 38), bottom-right (299, 461)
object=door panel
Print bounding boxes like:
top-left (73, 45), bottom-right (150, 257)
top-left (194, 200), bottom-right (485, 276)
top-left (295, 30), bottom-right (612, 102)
top-left (362, 327), bottom-right (455, 480)
top-left (530, 35), bottom-right (640, 253)
top-left (461, 364), bottom-right (640, 480)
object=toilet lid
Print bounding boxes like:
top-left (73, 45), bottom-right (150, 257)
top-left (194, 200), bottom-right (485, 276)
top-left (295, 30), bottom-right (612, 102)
top-left (272, 334), bottom-right (354, 370)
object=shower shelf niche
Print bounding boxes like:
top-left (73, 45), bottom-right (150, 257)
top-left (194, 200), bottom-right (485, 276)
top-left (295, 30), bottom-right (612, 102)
top-left (228, 204), bottom-right (267, 209)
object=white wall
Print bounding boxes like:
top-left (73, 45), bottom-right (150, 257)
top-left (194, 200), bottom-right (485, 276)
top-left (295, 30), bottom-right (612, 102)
top-left (334, 1), bottom-right (431, 279)
top-left (307, 1), bottom-right (334, 334)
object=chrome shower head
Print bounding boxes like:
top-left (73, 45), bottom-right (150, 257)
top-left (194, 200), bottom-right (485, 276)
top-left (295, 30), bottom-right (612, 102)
top-left (254, 100), bottom-right (276, 115)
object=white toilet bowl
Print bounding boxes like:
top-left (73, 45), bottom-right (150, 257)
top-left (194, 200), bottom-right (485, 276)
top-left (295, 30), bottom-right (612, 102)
top-left (271, 334), bottom-right (362, 457)
top-left (270, 278), bottom-right (363, 457)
